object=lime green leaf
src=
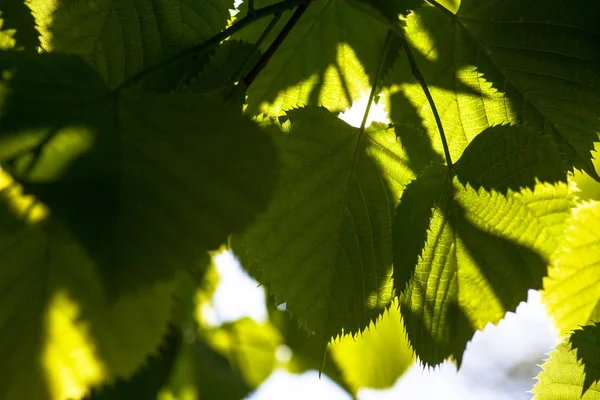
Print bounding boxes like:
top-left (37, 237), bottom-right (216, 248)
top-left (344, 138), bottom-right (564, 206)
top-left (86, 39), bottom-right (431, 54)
top-left (0, 16), bottom-right (17, 49)
top-left (543, 202), bottom-right (600, 335)
top-left (386, 0), bottom-right (600, 178)
top-left (207, 318), bottom-right (282, 387)
top-left (233, 106), bottom-right (414, 342)
top-left (393, 127), bottom-right (573, 365)
top-left (533, 323), bottom-right (600, 399)
top-left (0, 174), bottom-right (177, 400)
top-left (330, 299), bottom-right (414, 394)
top-left (28, 0), bottom-right (234, 88)
top-left (239, 0), bottom-right (389, 116)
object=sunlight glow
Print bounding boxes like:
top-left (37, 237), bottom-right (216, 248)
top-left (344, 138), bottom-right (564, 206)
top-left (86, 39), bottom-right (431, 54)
top-left (212, 250), bottom-right (268, 324)
top-left (338, 94), bottom-right (390, 128)
top-left (43, 291), bottom-right (106, 400)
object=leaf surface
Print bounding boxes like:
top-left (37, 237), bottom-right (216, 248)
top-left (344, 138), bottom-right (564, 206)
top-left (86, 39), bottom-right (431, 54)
top-left (543, 202), bottom-right (600, 334)
top-left (330, 299), bottom-right (414, 394)
top-left (393, 125), bottom-right (572, 366)
top-left (28, 0), bottom-right (234, 88)
top-left (233, 106), bottom-right (413, 342)
top-left (533, 323), bottom-right (600, 399)
top-left (386, 0), bottom-right (600, 177)
top-left (239, 0), bottom-right (389, 116)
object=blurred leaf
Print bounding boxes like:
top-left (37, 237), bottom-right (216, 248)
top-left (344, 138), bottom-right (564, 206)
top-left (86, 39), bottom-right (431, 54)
top-left (0, 172), bottom-right (177, 400)
top-left (0, 51), bottom-right (278, 290)
top-left (85, 325), bottom-right (182, 400)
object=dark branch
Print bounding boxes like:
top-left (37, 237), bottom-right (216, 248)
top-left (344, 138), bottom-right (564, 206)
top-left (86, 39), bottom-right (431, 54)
top-left (242, 4), bottom-right (308, 88)
top-left (115, 0), bottom-right (308, 92)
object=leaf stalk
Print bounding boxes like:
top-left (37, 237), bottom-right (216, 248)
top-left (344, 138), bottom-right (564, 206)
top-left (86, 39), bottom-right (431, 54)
top-left (401, 36), bottom-right (453, 169)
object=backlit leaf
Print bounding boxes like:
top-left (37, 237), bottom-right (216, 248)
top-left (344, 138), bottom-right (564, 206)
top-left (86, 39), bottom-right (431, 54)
top-left (543, 202), bottom-right (600, 334)
top-left (393, 126), bottom-right (572, 366)
top-left (386, 0), bottom-right (600, 178)
top-left (533, 323), bottom-right (600, 399)
top-left (28, 0), bottom-right (234, 88)
top-left (233, 106), bottom-right (413, 342)
top-left (330, 299), bottom-right (414, 394)
top-left (239, 0), bottom-right (389, 116)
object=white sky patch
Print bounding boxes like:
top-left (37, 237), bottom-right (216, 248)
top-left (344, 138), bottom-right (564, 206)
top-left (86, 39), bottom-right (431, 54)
top-left (247, 370), bottom-right (352, 400)
top-left (338, 94), bottom-right (390, 128)
top-left (211, 250), bottom-right (268, 324)
top-left (359, 290), bottom-right (559, 400)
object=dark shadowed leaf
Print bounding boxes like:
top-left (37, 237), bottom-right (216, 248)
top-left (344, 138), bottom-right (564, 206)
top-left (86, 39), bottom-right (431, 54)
top-left (234, 106), bottom-right (413, 342)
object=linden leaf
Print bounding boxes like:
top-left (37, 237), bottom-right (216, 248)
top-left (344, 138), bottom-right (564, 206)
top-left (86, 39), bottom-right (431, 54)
top-left (233, 106), bottom-right (413, 342)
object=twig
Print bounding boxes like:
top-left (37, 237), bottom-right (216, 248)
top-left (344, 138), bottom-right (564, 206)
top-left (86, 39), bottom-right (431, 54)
top-left (115, 0), bottom-right (308, 92)
top-left (242, 4), bottom-right (308, 88)
top-left (400, 36), bottom-right (453, 169)
top-left (231, 12), bottom-right (282, 83)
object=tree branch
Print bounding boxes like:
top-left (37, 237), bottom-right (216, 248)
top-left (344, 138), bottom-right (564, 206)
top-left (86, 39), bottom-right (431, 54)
top-left (115, 0), bottom-right (309, 92)
top-left (242, 4), bottom-right (308, 88)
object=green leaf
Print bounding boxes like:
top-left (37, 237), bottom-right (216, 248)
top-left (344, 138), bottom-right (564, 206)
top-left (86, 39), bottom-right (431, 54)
top-left (454, 124), bottom-right (567, 193)
top-left (543, 202), bottom-right (600, 335)
top-left (28, 0), bottom-right (234, 88)
top-left (0, 16), bottom-right (17, 50)
top-left (233, 106), bottom-right (414, 342)
top-left (0, 51), bottom-right (279, 289)
top-left (0, 174), bottom-right (177, 400)
top-left (533, 323), bottom-right (600, 399)
top-left (386, 0), bottom-right (600, 178)
top-left (207, 318), bottom-right (282, 388)
top-left (330, 299), bottom-right (414, 394)
top-left (187, 40), bottom-right (261, 94)
top-left (239, 0), bottom-right (390, 116)
top-left (393, 126), bottom-right (572, 366)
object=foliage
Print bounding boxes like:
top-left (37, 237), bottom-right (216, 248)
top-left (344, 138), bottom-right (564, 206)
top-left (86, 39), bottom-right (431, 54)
top-left (0, 0), bottom-right (600, 398)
